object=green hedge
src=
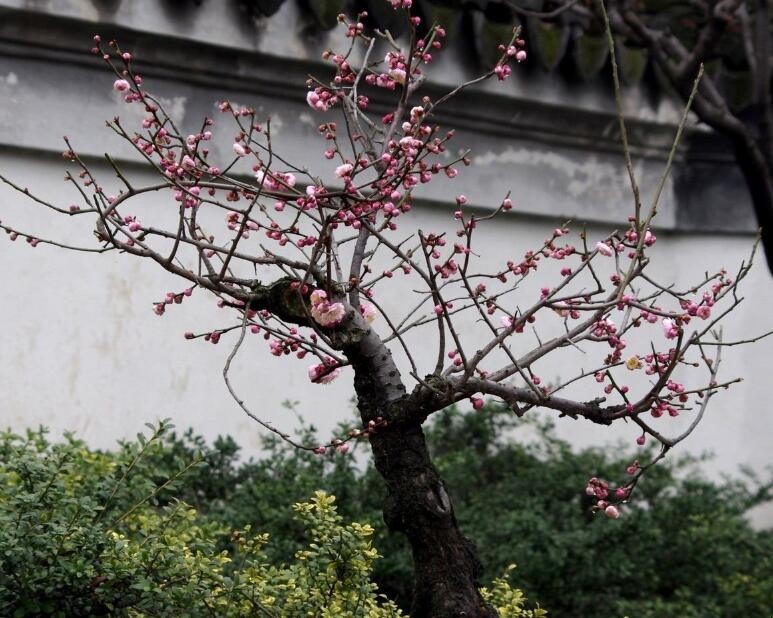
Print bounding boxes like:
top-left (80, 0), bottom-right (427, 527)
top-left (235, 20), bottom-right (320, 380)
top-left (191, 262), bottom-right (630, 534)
top-left (121, 405), bottom-right (772, 617)
top-left (2, 405), bottom-right (771, 617)
top-left (0, 418), bottom-right (541, 617)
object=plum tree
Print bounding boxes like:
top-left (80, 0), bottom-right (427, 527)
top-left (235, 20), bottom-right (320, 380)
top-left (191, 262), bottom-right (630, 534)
top-left (0, 2), bottom-right (764, 615)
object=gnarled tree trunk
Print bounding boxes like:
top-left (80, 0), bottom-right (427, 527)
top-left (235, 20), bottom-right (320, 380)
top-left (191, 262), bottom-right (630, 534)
top-left (344, 318), bottom-right (494, 618)
top-left (732, 127), bottom-right (773, 271)
top-left (370, 420), bottom-right (494, 618)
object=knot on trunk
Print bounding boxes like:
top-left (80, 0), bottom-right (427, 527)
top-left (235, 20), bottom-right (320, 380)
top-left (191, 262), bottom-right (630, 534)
top-left (248, 277), bottom-right (312, 326)
top-left (383, 472), bottom-right (453, 531)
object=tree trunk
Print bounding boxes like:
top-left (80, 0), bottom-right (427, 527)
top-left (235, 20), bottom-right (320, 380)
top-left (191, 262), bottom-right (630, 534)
top-left (368, 419), bottom-right (495, 618)
top-left (343, 318), bottom-right (494, 617)
top-left (732, 130), bottom-right (773, 272)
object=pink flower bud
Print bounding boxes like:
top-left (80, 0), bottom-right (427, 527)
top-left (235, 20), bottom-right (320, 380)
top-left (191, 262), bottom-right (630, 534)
top-left (604, 505), bottom-right (620, 519)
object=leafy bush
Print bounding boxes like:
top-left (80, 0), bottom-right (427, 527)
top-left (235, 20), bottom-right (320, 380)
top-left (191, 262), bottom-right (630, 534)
top-left (0, 420), bottom-right (542, 617)
top-left (112, 406), bottom-right (772, 618)
top-left (0, 422), bottom-right (403, 616)
top-left (421, 407), bottom-right (773, 618)
top-left (2, 406), bottom-right (770, 617)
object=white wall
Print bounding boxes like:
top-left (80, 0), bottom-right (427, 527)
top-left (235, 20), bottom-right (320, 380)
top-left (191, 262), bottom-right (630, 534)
top-left (1, 152), bottom-right (771, 521)
top-left (0, 0), bottom-right (770, 526)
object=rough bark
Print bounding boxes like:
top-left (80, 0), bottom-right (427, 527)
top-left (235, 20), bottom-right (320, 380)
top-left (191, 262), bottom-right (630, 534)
top-left (343, 318), bottom-right (494, 618)
top-left (369, 420), bottom-right (495, 618)
top-left (732, 129), bottom-right (773, 271)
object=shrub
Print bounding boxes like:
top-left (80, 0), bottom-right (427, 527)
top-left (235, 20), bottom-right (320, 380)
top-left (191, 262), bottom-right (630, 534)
top-left (0, 422), bottom-right (403, 616)
top-left (420, 407), bottom-right (773, 618)
top-left (116, 405), bottom-right (772, 618)
top-left (0, 420), bottom-right (541, 617)
top-left (3, 406), bottom-right (770, 617)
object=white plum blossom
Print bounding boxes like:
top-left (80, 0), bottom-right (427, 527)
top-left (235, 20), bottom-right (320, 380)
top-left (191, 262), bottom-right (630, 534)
top-left (310, 289), bottom-right (327, 306)
top-left (313, 303), bottom-right (346, 327)
top-left (595, 241), bottom-right (614, 257)
top-left (389, 67), bottom-right (406, 85)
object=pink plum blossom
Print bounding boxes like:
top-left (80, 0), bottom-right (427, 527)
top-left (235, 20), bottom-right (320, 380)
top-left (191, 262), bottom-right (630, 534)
top-left (308, 362), bottom-right (341, 384)
top-left (360, 302), bottom-right (377, 323)
top-left (306, 90), bottom-right (330, 112)
top-left (335, 163), bottom-right (354, 178)
top-left (493, 64), bottom-right (511, 81)
top-left (310, 288), bottom-right (346, 327)
top-left (662, 318), bottom-right (679, 339)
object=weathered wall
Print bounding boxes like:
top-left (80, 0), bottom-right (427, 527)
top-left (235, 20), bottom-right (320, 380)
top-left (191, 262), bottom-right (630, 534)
top-left (0, 0), bottom-right (770, 525)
